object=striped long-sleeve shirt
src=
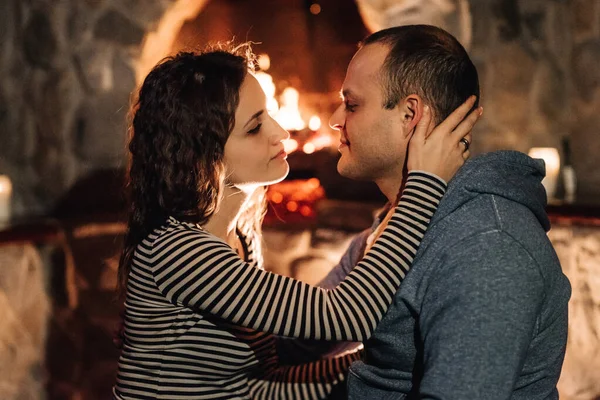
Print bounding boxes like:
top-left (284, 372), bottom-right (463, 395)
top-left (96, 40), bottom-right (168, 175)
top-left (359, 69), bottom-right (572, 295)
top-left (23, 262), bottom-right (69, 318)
top-left (114, 171), bottom-right (446, 399)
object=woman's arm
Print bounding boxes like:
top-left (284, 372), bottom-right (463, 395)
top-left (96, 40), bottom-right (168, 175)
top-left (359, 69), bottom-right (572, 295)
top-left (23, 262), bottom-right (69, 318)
top-left (249, 350), bottom-right (361, 400)
top-left (149, 171), bottom-right (444, 341)
top-left (148, 97), bottom-right (481, 341)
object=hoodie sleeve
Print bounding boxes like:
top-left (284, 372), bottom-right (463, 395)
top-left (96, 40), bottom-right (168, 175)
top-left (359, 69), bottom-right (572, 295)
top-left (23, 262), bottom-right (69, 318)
top-left (418, 230), bottom-right (545, 400)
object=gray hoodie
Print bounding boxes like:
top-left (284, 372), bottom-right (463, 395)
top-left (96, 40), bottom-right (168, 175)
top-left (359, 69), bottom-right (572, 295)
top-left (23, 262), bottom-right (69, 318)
top-left (347, 150), bottom-right (571, 400)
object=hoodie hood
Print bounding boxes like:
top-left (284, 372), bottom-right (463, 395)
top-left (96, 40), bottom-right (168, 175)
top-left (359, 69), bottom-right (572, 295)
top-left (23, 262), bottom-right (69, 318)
top-left (431, 150), bottom-right (550, 231)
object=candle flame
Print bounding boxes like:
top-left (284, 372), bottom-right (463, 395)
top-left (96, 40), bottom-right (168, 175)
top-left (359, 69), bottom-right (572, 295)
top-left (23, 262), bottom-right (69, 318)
top-left (528, 147), bottom-right (560, 199)
top-left (0, 175), bottom-right (12, 194)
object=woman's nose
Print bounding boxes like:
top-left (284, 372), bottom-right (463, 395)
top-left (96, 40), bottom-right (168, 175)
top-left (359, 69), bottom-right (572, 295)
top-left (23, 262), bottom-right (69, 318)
top-left (271, 119), bottom-right (290, 143)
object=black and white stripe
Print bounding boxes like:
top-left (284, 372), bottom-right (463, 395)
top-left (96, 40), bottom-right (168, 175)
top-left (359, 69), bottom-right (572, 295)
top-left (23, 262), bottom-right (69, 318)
top-left (114, 171), bottom-right (446, 399)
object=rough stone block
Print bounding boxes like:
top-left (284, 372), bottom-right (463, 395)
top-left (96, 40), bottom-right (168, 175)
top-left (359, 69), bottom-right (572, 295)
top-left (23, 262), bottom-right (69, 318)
top-left (0, 244), bottom-right (50, 400)
top-left (550, 226), bottom-right (600, 400)
top-left (492, 0), bottom-right (521, 41)
top-left (23, 10), bottom-right (57, 70)
top-left (571, 0), bottom-right (597, 38)
top-left (572, 39), bottom-right (600, 102)
top-left (75, 44), bottom-right (115, 92)
top-left (571, 107), bottom-right (600, 203)
top-left (94, 9), bottom-right (145, 46)
top-left (75, 92), bottom-right (129, 164)
top-left (480, 42), bottom-right (535, 144)
top-left (114, 0), bottom-right (170, 29)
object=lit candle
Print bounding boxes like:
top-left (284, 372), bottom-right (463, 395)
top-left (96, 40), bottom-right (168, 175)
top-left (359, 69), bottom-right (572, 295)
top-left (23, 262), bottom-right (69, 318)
top-left (528, 148), bottom-right (560, 200)
top-left (0, 175), bottom-right (12, 224)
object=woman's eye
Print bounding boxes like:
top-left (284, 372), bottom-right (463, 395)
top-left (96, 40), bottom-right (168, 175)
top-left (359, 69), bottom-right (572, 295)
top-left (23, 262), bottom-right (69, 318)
top-left (248, 123), bottom-right (262, 135)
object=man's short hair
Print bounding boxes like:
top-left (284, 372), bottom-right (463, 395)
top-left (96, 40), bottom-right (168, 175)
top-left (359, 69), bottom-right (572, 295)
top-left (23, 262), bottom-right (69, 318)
top-left (362, 25), bottom-right (480, 123)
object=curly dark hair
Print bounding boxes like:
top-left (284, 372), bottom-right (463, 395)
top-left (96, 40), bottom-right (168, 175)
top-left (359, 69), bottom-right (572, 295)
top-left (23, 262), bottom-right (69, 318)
top-left (118, 45), bottom-right (260, 294)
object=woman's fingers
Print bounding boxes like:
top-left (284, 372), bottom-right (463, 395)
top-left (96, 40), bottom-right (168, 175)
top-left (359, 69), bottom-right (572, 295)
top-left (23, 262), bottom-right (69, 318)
top-left (450, 106), bottom-right (483, 143)
top-left (412, 105), bottom-right (432, 142)
top-left (406, 96), bottom-right (482, 182)
top-left (428, 95), bottom-right (477, 140)
top-left (425, 110), bottom-right (436, 139)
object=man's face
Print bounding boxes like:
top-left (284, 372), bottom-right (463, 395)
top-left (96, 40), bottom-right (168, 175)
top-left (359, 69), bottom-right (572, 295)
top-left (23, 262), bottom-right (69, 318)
top-left (329, 43), bottom-right (412, 182)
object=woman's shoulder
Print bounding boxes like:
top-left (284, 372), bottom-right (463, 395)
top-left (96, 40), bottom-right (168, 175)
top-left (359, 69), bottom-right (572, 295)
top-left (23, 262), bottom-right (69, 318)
top-left (147, 217), bottom-right (240, 272)
top-left (151, 216), bottom-right (223, 248)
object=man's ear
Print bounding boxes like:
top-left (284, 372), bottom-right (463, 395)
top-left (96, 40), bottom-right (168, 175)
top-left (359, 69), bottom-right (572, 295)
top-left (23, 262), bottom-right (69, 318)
top-left (401, 94), bottom-right (424, 137)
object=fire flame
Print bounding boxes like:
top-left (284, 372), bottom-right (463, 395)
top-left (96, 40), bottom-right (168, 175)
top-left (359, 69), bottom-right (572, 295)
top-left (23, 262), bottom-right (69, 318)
top-left (275, 87), bottom-right (306, 131)
top-left (308, 115), bottom-right (321, 131)
top-left (254, 54), bottom-right (337, 155)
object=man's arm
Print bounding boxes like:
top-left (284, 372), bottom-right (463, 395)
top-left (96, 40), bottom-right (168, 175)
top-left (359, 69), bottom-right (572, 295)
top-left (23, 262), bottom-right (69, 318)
top-left (419, 230), bottom-right (544, 399)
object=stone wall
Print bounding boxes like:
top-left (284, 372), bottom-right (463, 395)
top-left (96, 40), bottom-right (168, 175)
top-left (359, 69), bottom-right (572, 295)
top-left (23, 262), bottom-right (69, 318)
top-left (468, 0), bottom-right (600, 204)
top-left (0, 0), bottom-right (202, 217)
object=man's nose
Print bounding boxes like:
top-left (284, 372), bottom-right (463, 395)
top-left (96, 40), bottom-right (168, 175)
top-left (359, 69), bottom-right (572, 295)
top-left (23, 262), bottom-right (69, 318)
top-left (329, 104), bottom-right (344, 131)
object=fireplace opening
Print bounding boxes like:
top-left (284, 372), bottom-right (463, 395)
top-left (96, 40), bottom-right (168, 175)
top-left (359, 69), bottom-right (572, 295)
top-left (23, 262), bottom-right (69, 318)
top-left (166, 0), bottom-right (387, 225)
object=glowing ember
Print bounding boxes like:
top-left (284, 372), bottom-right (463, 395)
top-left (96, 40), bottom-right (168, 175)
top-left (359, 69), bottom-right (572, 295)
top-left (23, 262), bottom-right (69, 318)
top-left (308, 115), bottom-right (321, 131)
top-left (300, 205), bottom-right (313, 217)
top-left (286, 201), bottom-right (299, 212)
top-left (270, 192), bottom-right (283, 204)
top-left (307, 178), bottom-right (320, 189)
top-left (265, 178), bottom-right (326, 224)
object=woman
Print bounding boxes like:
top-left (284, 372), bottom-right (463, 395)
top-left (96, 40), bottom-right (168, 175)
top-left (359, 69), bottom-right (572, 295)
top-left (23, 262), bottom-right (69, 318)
top-left (114, 44), bottom-right (480, 399)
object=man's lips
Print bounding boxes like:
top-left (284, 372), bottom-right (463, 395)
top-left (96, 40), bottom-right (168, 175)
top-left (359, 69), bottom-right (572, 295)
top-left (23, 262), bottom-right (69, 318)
top-left (339, 136), bottom-right (350, 148)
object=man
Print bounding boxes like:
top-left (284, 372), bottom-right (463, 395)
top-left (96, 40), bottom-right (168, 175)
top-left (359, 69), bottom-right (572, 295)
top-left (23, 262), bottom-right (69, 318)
top-left (323, 25), bottom-right (571, 399)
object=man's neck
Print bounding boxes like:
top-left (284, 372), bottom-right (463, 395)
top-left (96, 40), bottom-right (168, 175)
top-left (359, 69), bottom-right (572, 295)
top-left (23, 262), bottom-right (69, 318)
top-left (203, 185), bottom-right (253, 243)
top-left (375, 172), bottom-right (406, 205)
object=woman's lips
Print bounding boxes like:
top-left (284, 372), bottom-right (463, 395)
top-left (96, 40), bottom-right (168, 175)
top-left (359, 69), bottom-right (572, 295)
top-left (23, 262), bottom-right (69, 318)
top-left (271, 149), bottom-right (287, 160)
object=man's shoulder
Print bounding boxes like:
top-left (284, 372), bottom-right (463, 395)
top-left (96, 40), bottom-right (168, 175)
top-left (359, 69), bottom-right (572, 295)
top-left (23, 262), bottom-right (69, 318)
top-left (413, 194), bottom-right (554, 282)
top-left (431, 193), bottom-right (545, 241)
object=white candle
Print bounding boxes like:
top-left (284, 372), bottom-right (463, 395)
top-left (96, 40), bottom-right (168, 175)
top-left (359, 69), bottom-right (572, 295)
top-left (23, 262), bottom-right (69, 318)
top-left (528, 148), bottom-right (560, 200)
top-left (0, 175), bottom-right (12, 223)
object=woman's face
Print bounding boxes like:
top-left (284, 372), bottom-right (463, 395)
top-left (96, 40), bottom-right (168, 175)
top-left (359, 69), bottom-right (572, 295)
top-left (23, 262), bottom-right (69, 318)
top-left (224, 73), bottom-right (290, 189)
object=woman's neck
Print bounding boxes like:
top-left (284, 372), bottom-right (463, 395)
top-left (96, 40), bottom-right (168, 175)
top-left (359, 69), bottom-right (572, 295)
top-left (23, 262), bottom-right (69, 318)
top-left (203, 185), bottom-right (253, 243)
